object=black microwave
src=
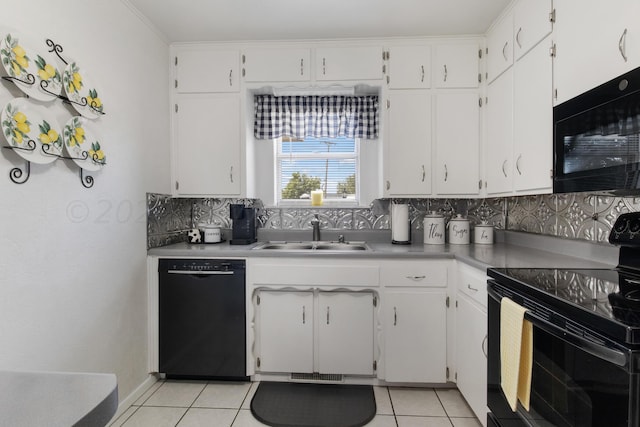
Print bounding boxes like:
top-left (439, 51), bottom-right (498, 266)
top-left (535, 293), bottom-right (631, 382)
top-left (554, 66), bottom-right (640, 194)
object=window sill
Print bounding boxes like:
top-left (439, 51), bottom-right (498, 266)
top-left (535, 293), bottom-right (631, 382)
top-left (273, 200), bottom-right (365, 209)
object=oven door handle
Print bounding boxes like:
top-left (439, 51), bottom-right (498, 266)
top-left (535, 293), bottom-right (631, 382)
top-left (487, 285), bottom-right (628, 368)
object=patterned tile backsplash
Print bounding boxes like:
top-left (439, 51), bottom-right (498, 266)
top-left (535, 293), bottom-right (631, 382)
top-left (146, 193), bottom-right (640, 249)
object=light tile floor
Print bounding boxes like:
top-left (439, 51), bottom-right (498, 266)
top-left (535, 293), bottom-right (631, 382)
top-left (109, 380), bottom-right (482, 427)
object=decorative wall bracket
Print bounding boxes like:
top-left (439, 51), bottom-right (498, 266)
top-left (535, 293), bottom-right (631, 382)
top-left (2, 140), bottom-right (35, 184)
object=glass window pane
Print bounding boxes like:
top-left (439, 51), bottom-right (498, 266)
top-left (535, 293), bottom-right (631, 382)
top-left (278, 136), bottom-right (358, 202)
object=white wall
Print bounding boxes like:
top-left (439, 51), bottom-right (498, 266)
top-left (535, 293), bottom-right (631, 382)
top-left (0, 0), bottom-right (170, 401)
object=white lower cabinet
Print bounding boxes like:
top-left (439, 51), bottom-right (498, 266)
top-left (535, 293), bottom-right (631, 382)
top-left (380, 260), bottom-right (449, 383)
top-left (455, 263), bottom-right (488, 426)
top-left (383, 290), bottom-right (447, 383)
top-left (317, 291), bottom-right (374, 375)
top-left (256, 289), bottom-right (374, 376)
top-left (256, 290), bottom-right (314, 374)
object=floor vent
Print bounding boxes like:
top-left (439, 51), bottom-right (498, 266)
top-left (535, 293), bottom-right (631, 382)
top-left (290, 373), bottom-right (344, 382)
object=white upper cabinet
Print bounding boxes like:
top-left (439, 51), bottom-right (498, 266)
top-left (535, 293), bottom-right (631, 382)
top-left (486, 10), bottom-right (513, 84)
top-left (315, 46), bottom-right (383, 81)
top-left (385, 91), bottom-right (432, 196)
top-left (175, 93), bottom-right (241, 196)
top-left (485, 68), bottom-right (514, 196)
top-left (175, 49), bottom-right (239, 93)
top-left (387, 45), bottom-right (431, 89)
top-left (513, 0), bottom-right (553, 59)
top-left (242, 47), bottom-right (311, 82)
top-left (553, 0), bottom-right (640, 104)
top-left (435, 93), bottom-right (480, 195)
top-left (513, 36), bottom-right (553, 194)
top-left (433, 43), bottom-right (480, 88)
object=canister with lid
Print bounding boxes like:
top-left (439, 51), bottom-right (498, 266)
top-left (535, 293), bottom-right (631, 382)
top-left (423, 211), bottom-right (445, 245)
top-left (448, 214), bottom-right (470, 244)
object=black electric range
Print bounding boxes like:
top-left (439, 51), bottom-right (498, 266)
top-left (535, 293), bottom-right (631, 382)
top-left (486, 212), bottom-right (640, 427)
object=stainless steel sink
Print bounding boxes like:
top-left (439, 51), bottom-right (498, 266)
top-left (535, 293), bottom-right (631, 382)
top-left (253, 241), bottom-right (369, 251)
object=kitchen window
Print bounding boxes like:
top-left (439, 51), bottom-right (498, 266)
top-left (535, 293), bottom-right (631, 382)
top-left (277, 135), bottom-right (359, 205)
top-left (252, 93), bottom-right (380, 207)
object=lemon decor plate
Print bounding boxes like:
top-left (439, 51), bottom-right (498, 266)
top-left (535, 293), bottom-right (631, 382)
top-left (0, 32), bottom-right (63, 102)
top-left (63, 62), bottom-right (104, 119)
top-left (63, 116), bottom-right (106, 172)
top-left (1, 97), bottom-right (63, 164)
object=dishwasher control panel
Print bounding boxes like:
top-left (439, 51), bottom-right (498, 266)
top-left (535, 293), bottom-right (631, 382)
top-left (158, 259), bottom-right (245, 272)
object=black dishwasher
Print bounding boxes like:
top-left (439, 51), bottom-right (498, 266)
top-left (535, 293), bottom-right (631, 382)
top-left (158, 259), bottom-right (247, 380)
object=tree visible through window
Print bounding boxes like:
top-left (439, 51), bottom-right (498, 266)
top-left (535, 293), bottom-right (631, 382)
top-left (277, 136), bottom-right (358, 204)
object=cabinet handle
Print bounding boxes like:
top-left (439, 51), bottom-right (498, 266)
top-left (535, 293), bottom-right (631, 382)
top-left (516, 155), bottom-right (522, 175)
top-left (393, 307), bottom-right (397, 326)
top-left (467, 284), bottom-right (478, 292)
top-left (421, 65), bottom-right (425, 83)
top-left (230, 166), bottom-right (234, 183)
top-left (326, 306), bottom-right (330, 325)
top-left (302, 306), bottom-right (306, 324)
top-left (406, 275), bottom-right (426, 281)
top-left (421, 165), bottom-right (426, 182)
top-left (502, 159), bottom-right (507, 178)
top-left (619, 28), bottom-right (628, 62)
top-left (443, 64), bottom-right (448, 82)
top-left (444, 164), bottom-right (448, 182)
top-left (322, 57), bottom-right (326, 75)
top-left (482, 335), bottom-right (488, 358)
top-left (516, 27), bottom-right (522, 48)
top-left (386, 180), bottom-right (390, 191)
top-left (502, 41), bottom-right (508, 61)
top-left (300, 58), bottom-right (304, 75)
top-left (229, 69), bottom-right (233, 86)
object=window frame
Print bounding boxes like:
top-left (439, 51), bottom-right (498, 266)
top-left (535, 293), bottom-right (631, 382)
top-left (275, 136), bottom-right (361, 207)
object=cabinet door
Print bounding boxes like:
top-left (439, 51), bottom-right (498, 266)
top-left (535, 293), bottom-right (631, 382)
top-left (513, 0), bottom-right (553, 59)
top-left (388, 45), bottom-right (431, 89)
top-left (513, 37), bottom-right (553, 194)
top-left (485, 68), bottom-right (513, 196)
top-left (433, 43), bottom-right (479, 88)
top-left (456, 293), bottom-right (488, 425)
top-left (384, 291), bottom-right (447, 383)
top-left (486, 11), bottom-right (514, 84)
top-left (175, 49), bottom-right (239, 93)
top-left (317, 292), bottom-right (374, 376)
top-left (386, 91), bottom-right (432, 196)
top-left (435, 93), bottom-right (480, 195)
top-left (175, 94), bottom-right (241, 196)
top-left (553, 1), bottom-right (640, 104)
top-left (257, 291), bottom-right (314, 373)
top-left (315, 46), bottom-right (383, 81)
top-left (242, 48), bottom-right (310, 82)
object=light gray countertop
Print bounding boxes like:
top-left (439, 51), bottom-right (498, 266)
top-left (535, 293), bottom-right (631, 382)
top-left (148, 230), bottom-right (619, 271)
top-left (0, 370), bottom-right (117, 427)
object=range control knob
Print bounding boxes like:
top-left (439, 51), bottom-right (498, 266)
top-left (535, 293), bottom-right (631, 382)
top-left (614, 218), bottom-right (628, 233)
top-left (630, 219), bottom-right (640, 234)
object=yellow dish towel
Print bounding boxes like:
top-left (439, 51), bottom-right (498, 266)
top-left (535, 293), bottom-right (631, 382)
top-left (500, 297), bottom-right (533, 412)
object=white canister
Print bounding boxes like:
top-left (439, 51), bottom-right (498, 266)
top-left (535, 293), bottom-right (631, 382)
top-left (423, 211), bottom-right (445, 245)
top-left (474, 223), bottom-right (494, 245)
top-left (202, 226), bottom-right (222, 243)
top-left (448, 214), bottom-right (470, 244)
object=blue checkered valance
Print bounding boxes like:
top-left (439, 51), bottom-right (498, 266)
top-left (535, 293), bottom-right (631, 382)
top-left (254, 95), bottom-right (379, 140)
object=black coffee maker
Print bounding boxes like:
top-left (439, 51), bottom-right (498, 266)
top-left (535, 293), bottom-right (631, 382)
top-left (229, 204), bottom-right (257, 245)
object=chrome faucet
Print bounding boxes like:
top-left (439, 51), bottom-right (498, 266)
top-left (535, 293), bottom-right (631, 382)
top-left (311, 214), bottom-right (321, 241)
